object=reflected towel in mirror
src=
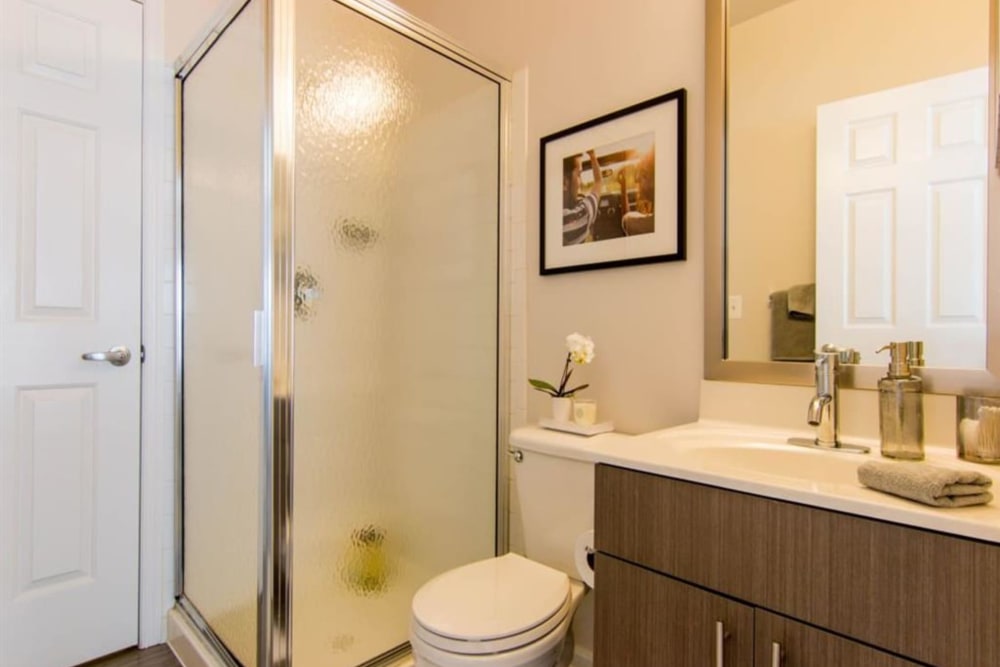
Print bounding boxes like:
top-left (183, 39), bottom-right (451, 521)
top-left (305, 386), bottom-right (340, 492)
top-left (769, 290), bottom-right (814, 362)
top-left (787, 283), bottom-right (815, 321)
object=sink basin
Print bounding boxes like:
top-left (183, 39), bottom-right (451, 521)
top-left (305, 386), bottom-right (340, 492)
top-left (618, 421), bottom-right (997, 503)
top-left (672, 442), bottom-right (864, 487)
top-left (604, 424), bottom-right (878, 493)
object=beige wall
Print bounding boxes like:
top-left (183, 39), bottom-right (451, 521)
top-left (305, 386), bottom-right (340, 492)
top-left (395, 0), bottom-right (706, 434)
top-left (166, 0), bottom-right (234, 63)
top-left (727, 0), bottom-right (987, 361)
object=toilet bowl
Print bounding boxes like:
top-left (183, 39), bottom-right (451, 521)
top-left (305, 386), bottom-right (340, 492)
top-left (410, 433), bottom-right (596, 667)
top-left (409, 554), bottom-right (586, 667)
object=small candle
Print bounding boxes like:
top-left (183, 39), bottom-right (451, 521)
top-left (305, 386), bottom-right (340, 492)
top-left (574, 399), bottom-right (597, 426)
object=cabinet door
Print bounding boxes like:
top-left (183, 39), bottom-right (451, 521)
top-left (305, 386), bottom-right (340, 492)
top-left (755, 610), bottom-right (921, 667)
top-left (595, 553), bottom-right (753, 666)
top-left (596, 465), bottom-right (759, 601)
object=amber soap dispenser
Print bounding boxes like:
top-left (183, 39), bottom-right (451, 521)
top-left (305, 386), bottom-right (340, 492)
top-left (876, 341), bottom-right (924, 460)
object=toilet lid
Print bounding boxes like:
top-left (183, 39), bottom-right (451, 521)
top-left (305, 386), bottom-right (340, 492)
top-left (412, 553), bottom-right (570, 642)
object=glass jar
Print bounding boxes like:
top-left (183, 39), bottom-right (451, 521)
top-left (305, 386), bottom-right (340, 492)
top-left (957, 396), bottom-right (1000, 464)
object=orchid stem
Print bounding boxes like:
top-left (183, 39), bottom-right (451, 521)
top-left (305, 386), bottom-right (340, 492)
top-left (556, 353), bottom-right (571, 396)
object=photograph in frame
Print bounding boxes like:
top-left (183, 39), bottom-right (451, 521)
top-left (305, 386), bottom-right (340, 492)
top-left (540, 88), bottom-right (686, 274)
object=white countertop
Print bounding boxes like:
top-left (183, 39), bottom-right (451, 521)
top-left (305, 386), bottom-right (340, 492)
top-left (510, 420), bottom-right (1000, 545)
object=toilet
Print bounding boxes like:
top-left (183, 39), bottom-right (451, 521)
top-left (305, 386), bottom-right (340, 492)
top-left (409, 433), bottom-right (594, 667)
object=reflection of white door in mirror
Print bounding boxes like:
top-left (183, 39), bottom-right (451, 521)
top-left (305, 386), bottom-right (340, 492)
top-left (707, 0), bottom-right (1000, 392)
top-left (816, 68), bottom-right (987, 369)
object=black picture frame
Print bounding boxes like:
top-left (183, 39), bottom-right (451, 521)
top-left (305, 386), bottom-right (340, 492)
top-left (539, 88), bottom-right (687, 275)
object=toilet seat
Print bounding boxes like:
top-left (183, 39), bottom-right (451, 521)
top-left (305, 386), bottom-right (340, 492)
top-left (411, 554), bottom-right (571, 655)
top-left (412, 589), bottom-right (571, 655)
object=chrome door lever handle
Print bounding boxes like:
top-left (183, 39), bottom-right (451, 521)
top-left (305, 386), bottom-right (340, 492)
top-left (81, 346), bottom-right (132, 367)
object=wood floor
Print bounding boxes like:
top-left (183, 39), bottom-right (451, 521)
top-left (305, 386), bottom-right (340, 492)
top-left (79, 645), bottom-right (182, 667)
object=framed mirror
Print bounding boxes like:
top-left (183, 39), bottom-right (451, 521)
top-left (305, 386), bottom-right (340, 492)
top-left (705, 0), bottom-right (1000, 394)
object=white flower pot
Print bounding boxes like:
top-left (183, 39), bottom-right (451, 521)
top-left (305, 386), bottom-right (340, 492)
top-left (551, 397), bottom-right (572, 422)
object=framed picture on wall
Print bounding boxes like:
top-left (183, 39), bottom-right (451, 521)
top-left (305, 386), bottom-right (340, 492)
top-left (539, 88), bottom-right (686, 275)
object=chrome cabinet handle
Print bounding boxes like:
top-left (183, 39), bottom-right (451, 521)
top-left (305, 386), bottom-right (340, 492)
top-left (771, 641), bottom-right (782, 667)
top-left (81, 346), bottom-right (131, 367)
top-left (715, 621), bottom-right (726, 667)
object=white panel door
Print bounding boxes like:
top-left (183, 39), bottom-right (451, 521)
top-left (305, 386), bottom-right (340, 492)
top-left (0, 0), bottom-right (143, 665)
top-left (816, 68), bottom-right (987, 368)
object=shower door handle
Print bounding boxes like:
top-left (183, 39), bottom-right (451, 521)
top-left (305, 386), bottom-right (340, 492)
top-left (81, 346), bottom-right (132, 367)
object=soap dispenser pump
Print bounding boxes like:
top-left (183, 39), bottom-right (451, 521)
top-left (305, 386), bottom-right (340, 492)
top-left (876, 341), bottom-right (924, 460)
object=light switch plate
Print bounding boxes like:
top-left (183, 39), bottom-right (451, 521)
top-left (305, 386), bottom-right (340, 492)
top-left (728, 295), bottom-right (743, 319)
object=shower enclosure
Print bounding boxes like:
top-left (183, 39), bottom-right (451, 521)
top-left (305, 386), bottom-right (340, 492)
top-left (174, 1), bottom-right (508, 665)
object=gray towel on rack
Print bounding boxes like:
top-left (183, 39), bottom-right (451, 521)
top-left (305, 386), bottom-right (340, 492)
top-left (857, 461), bottom-right (994, 508)
top-left (769, 290), bottom-right (814, 362)
top-left (787, 283), bottom-right (815, 321)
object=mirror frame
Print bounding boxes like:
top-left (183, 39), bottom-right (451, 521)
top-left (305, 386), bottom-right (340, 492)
top-left (705, 0), bottom-right (1000, 395)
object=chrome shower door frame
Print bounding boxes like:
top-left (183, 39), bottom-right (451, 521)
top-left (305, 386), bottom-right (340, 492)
top-left (174, 2), bottom-right (268, 666)
top-left (173, 1), bottom-right (512, 667)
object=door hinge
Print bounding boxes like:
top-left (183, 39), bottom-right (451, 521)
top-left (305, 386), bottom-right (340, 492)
top-left (140, 344), bottom-right (146, 363)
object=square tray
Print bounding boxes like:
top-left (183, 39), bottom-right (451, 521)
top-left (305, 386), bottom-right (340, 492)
top-left (539, 418), bottom-right (614, 436)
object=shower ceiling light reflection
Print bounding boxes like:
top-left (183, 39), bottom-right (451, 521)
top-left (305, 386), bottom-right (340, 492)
top-left (302, 57), bottom-right (413, 137)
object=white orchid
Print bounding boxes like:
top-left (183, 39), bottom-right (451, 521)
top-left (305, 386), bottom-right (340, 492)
top-left (529, 333), bottom-right (595, 398)
top-left (566, 332), bottom-right (595, 365)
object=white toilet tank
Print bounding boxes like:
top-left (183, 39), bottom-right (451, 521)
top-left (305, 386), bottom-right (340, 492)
top-left (510, 428), bottom-right (595, 579)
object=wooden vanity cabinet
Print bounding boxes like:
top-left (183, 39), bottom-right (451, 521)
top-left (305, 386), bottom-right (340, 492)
top-left (595, 553), bottom-right (753, 666)
top-left (594, 464), bottom-right (1000, 667)
top-left (753, 610), bottom-right (920, 667)
top-left (596, 554), bottom-right (920, 667)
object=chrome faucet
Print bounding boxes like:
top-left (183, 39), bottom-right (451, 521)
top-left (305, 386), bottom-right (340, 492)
top-left (807, 349), bottom-right (840, 447)
top-left (788, 345), bottom-right (870, 454)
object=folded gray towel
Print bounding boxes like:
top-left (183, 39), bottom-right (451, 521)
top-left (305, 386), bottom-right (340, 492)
top-left (857, 461), bottom-right (994, 508)
top-left (787, 283), bottom-right (815, 321)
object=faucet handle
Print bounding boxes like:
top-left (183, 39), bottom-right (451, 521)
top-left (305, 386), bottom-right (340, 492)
top-left (817, 344), bottom-right (860, 365)
top-left (838, 348), bottom-right (860, 364)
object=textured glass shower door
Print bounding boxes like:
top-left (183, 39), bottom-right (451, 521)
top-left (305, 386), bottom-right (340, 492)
top-left (292, 1), bottom-right (501, 664)
top-left (179, 2), bottom-right (265, 665)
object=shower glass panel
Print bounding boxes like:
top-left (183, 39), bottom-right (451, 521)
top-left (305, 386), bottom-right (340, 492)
top-left (180, 1), bottom-right (265, 665)
top-left (292, 1), bottom-right (501, 664)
